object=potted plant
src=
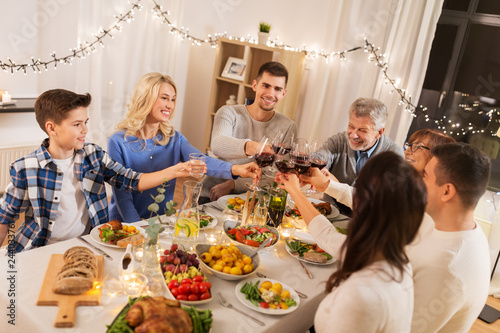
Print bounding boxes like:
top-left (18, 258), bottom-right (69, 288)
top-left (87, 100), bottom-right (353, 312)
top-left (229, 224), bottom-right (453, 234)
top-left (258, 22), bottom-right (271, 45)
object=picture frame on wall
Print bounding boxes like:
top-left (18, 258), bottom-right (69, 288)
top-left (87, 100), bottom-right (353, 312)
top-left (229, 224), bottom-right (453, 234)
top-left (221, 57), bottom-right (247, 81)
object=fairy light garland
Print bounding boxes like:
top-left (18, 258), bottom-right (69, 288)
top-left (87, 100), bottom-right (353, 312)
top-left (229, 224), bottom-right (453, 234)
top-left (1, 0), bottom-right (497, 136)
top-left (0, 1), bottom-right (143, 74)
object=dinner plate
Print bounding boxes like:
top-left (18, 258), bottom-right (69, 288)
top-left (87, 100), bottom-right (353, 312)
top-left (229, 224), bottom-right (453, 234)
top-left (285, 240), bottom-right (336, 265)
top-left (217, 194), bottom-right (250, 214)
top-left (89, 223), bottom-right (144, 249)
top-left (235, 277), bottom-right (300, 315)
top-left (287, 197), bottom-right (340, 220)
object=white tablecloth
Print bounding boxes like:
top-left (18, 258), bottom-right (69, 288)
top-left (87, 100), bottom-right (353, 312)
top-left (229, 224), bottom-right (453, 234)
top-left (0, 206), bottom-right (347, 333)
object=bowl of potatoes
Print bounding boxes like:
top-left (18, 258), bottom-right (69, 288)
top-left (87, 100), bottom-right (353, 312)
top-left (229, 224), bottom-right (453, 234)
top-left (195, 243), bottom-right (259, 281)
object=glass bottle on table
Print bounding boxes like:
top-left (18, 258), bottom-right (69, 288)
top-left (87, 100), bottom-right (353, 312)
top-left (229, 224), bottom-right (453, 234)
top-left (267, 185), bottom-right (287, 228)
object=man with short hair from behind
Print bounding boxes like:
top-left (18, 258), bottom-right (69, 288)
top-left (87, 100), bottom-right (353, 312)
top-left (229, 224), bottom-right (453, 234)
top-left (408, 143), bottom-right (491, 332)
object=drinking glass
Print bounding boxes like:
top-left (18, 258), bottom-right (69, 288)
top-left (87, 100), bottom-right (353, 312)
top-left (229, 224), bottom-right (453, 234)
top-left (290, 138), bottom-right (311, 175)
top-left (247, 136), bottom-right (275, 191)
top-left (189, 153), bottom-right (206, 179)
top-left (252, 191), bottom-right (270, 226)
top-left (307, 140), bottom-right (328, 197)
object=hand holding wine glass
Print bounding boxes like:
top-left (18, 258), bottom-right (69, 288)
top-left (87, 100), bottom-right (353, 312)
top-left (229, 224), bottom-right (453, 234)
top-left (307, 140), bottom-right (328, 196)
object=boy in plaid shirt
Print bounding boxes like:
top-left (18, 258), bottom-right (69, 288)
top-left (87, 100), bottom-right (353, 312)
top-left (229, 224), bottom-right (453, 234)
top-left (0, 89), bottom-right (201, 253)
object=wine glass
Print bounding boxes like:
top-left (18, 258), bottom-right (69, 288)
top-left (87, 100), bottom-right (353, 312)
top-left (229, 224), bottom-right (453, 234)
top-left (274, 147), bottom-right (295, 174)
top-left (290, 138), bottom-right (311, 175)
top-left (247, 136), bottom-right (275, 191)
top-left (307, 140), bottom-right (328, 197)
top-left (266, 131), bottom-right (293, 175)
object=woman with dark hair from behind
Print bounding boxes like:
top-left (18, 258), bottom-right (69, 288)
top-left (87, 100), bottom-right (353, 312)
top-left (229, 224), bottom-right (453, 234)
top-left (276, 152), bottom-right (427, 332)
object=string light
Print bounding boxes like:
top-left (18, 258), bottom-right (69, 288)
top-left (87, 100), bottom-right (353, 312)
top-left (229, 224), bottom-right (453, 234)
top-left (1, 0), bottom-right (498, 137)
top-left (0, 1), bottom-right (143, 74)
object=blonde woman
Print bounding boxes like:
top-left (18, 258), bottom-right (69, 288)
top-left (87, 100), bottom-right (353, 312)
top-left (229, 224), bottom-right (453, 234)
top-left (107, 73), bottom-right (259, 222)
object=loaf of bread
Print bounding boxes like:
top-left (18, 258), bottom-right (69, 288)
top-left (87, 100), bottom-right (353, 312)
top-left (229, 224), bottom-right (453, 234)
top-left (116, 233), bottom-right (144, 248)
top-left (52, 246), bottom-right (98, 295)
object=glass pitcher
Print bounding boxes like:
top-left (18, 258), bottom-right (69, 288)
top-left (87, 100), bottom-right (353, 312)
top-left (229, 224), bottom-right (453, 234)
top-left (173, 181), bottom-right (203, 245)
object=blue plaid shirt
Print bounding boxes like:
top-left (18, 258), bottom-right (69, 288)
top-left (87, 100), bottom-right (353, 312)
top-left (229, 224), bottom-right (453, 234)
top-left (0, 139), bottom-right (142, 253)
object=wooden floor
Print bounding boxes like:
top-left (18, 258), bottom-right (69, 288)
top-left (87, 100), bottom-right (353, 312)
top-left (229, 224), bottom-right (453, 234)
top-left (470, 296), bottom-right (500, 332)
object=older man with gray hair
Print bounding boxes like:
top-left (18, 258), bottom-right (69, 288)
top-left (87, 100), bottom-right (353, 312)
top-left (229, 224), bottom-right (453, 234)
top-left (326, 97), bottom-right (403, 186)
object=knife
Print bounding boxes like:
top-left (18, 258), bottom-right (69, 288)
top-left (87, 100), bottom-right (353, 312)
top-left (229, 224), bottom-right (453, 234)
top-left (298, 259), bottom-right (314, 279)
top-left (78, 236), bottom-right (113, 260)
top-left (256, 272), bottom-right (308, 299)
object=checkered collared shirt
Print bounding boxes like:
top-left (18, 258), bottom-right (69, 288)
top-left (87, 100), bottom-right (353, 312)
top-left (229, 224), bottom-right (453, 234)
top-left (0, 139), bottom-right (142, 253)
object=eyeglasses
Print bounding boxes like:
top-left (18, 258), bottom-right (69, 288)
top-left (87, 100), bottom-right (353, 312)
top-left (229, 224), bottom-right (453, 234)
top-left (404, 142), bottom-right (430, 153)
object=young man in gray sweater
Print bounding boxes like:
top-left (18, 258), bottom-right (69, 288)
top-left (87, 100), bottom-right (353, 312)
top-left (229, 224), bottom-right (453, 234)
top-left (201, 62), bottom-right (297, 202)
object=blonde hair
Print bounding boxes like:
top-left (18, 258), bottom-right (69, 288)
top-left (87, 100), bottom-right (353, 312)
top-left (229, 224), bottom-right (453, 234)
top-left (116, 72), bottom-right (176, 145)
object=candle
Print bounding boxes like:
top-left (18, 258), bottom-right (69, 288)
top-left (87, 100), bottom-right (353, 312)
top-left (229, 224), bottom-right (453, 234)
top-left (1, 91), bottom-right (11, 103)
top-left (205, 230), bottom-right (222, 245)
top-left (120, 272), bottom-right (147, 297)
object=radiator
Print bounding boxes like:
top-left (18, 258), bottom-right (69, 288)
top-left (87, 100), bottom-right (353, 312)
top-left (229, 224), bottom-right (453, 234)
top-left (0, 145), bottom-right (38, 193)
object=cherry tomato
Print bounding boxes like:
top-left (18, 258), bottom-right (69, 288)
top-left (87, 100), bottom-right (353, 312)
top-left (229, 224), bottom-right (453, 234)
top-left (227, 228), bottom-right (237, 235)
top-left (240, 228), bottom-right (253, 236)
top-left (178, 284), bottom-right (190, 295)
top-left (200, 292), bottom-right (211, 300)
top-left (170, 287), bottom-right (179, 298)
top-left (259, 227), bottom-right (271, 233)
top-left (260, 301), bottom-right (269, 309)
top-left (190, 284), bottom-right (199, 295)
top-left (181, 278), bottom-right (193, 285)
top-left (244, 239), bottom-right (260, 247)
top-left (167, 280), bottom-right (179, 290)
top-left (235, 230), bottom-right (245, 243)
top-left (199, 283), bottom-right (208, 294)
top-left (176, 294), bottom-right (188, 301)
top-left (315, 245), bottom-right (325, 253)
top-left (192, 275), bottom-right (204, 283)
top-left (188, 294), bottom-right (199, 302)
top-left (159, 255), bottom-right (167, 264)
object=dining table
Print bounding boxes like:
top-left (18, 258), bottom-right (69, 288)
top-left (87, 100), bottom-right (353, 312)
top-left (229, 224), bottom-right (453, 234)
top-left (0, 202), bottom-right (349, 333)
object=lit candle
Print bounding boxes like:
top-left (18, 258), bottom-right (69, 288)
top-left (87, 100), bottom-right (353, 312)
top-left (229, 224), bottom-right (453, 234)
top-left (1, 91), bottom-right (11, 103)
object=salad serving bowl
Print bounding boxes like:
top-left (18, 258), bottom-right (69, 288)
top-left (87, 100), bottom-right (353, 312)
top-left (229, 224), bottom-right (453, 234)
top-left (223, 220), bottom-right (280, 251)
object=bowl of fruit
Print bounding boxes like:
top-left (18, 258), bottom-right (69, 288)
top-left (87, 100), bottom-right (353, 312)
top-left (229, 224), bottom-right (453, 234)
top-left (195, 244), bottom-right (260, 281)
top-left (223, 220), bottom-right (280, 251)
top-left (160, 243), bottom-right (213, 304)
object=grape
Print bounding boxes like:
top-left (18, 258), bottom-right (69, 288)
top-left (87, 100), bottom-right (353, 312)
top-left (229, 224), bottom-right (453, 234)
top-left (170, 244), bottom-right (179, 252)
top-left (176, 249), bottom-right (184, 257)
top-left (186, 261), bottom-right (193, 267)
top-left (188, 254), bottom-right (197, 262)
top-left (163, 249), bottom-right (170, 255)
top-left (173, 257), bottom-right (181, 266)
top-left (167, 254), bottom-right (175, 263)
top-left (192, 259), bottom-right (199, 268)
top-left (179, 264), bottom-right (188, 273)
top-left (165, 264), bottom-right (175, 273)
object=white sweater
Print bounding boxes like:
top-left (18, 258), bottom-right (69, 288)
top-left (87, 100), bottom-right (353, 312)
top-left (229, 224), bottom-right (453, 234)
top-left (310, 216), bottom-right (414, 333)
top-left (407, 215), bottom-right (490, 333)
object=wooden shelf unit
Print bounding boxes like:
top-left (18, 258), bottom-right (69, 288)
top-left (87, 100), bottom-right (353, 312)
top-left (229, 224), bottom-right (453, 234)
top-left (203, 38), bottom-right (306, 152)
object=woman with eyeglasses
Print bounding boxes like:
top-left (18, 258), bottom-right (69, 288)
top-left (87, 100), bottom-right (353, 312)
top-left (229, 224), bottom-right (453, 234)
top-left (404, 129), bottom-right (455, 175)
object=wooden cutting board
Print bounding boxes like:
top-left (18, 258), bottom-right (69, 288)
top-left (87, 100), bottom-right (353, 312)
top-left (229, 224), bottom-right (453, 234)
top-left (36, 253), bottom-right (104, 328)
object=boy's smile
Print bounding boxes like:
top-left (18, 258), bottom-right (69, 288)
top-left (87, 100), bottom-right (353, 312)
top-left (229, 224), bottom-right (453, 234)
top-left (46, 107), bottom-right (89, 159)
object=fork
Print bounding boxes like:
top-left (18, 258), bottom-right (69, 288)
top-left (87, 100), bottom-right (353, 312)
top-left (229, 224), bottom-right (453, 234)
top-left (217, 292), bottom-right (265, 326)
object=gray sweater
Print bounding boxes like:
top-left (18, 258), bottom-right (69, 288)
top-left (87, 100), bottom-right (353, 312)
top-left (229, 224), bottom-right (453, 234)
top-left (327, 131), bottom-right (403, 185)
top-left (202, 104), bottom-right (297, 197)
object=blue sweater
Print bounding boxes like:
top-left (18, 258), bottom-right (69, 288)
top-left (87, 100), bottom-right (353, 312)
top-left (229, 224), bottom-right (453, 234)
top-left (107, 131), bottom-right (234, 222)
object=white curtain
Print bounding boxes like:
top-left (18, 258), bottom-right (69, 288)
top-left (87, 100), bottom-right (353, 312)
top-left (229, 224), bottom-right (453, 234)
top-left (33, 0), bottom-right (186, 148)
top-left (296, 0), bottom-right (444, 145)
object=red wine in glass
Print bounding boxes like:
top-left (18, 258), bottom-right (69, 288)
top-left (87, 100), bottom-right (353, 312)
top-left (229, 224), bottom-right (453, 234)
top-left (310, 158), bottom-right (327, 169)
top-left (255, 152), bottom-right (275, 168)
top-left (272, 143), bottom-right (292, 154)
top-left (294, 161), bottom-right (311, 174)
top-left (275, 160), bottom-right (295, 173)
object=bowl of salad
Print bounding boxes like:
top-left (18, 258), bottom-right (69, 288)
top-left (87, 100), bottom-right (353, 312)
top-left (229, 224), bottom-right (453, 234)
top-left (223, 220), bottom-right (280, 251)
